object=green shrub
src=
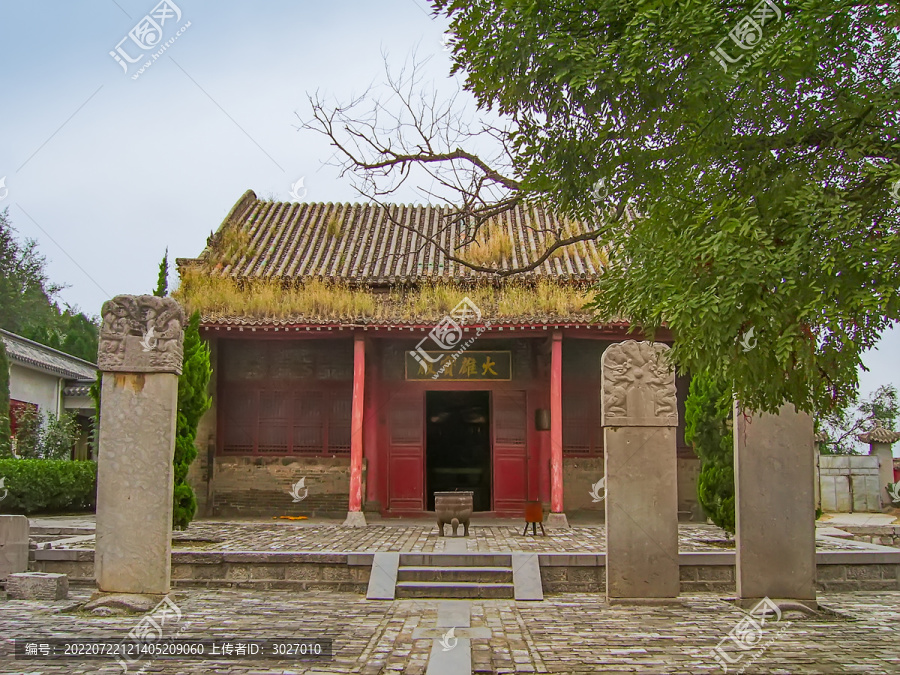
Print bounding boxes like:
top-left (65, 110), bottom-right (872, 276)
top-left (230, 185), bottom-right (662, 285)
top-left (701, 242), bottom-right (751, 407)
top-left (0, 459), bottom-right (97, 514)
top-left (684, 371), bottom-right (735, 534)
top-left (173, 311), bottom-right (211, 530)
top-left (13, 407), bottom-right (42, 457)
top-left (13, 409), bottom-right (79, 459)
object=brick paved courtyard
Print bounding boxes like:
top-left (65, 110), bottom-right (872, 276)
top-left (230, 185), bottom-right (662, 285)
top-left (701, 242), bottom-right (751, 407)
top-left (31, 517), bottom-right (871, 553)
top-left (1, 585), bottom-right (899, 674)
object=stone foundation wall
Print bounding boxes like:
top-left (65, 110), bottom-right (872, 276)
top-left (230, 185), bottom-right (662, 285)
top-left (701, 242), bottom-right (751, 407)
top-left (836, 526), bottom-right (900, 548)
top-left (537, 563), bottom-right (900, 593)
top-left (208, 456), bottom-right (361, 517)
top-left (816, 563), bottom-right (900, 591)
top-left (562, 457), bottom-right (604, 513)
top-left (30, 549), bottom-right (900, 593)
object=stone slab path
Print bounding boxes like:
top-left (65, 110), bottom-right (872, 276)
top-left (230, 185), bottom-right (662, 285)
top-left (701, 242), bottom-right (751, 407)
top-left (1, 586), bottom-right (899, 673)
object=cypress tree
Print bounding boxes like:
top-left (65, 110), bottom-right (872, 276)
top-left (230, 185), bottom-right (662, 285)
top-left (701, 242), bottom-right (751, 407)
top-left (684, 371), bottom-right (735, 534)
top-left (154, 249), bottom-right (169, 297)
top-left (0, 339), bottom-right (11, 457)
top-left (88, 374), bottom-right (101, 459)
top-left (173, 311), bottom-right (211, 530)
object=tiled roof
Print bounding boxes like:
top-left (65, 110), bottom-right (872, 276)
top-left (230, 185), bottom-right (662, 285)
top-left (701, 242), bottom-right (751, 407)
top-left (177, 190), bottom-right (611, 283)
top-left (0, 329), bottom-right (97, 381)
top-left (857, 425), bottom-right (900, 444)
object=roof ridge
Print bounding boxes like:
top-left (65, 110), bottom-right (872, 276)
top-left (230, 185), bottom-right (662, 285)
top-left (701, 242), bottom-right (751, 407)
top-left (0, 328), bottom-right (98, 369)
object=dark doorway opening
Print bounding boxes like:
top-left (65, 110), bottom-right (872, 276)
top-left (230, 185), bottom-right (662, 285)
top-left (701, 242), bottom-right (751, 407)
top-left (426, 391), bottom-right (491, 512)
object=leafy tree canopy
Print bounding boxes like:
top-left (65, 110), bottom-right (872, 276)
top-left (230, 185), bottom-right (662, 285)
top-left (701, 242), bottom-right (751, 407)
top-left (388, 1), bottom-right (900, 413)
top-left (0, 209), bottom-right (99, 362)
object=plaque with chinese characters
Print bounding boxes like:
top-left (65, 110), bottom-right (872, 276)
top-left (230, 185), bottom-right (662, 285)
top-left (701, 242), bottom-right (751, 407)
top-left (405, 351), bottom-right (512, 381)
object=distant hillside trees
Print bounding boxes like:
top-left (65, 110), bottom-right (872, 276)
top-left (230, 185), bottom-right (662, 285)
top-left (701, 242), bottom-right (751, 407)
top-left (0, 208), bottom-right (99, 362)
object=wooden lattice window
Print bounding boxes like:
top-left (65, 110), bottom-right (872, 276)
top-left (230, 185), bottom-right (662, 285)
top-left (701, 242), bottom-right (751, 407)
top-left (494, 392), bottom-right (526, 446)
top-left (562, 340), bottom-right (605, 457)
top-left (219, 339), bottom-right (353, 457)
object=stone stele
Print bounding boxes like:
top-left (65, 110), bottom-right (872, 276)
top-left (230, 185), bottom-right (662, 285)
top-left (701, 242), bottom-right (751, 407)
top-left (95, 295), bottom-right (184, 596)
top-left (735, 402), bottom-right (817, 606)
top-left (98, 295), bottom-right (185, 374)
top-left (601, 341), bottom-right (680, 602)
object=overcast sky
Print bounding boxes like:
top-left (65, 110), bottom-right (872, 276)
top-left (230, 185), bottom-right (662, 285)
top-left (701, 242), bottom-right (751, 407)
top-left (0, 0), bottom-right (896, 444)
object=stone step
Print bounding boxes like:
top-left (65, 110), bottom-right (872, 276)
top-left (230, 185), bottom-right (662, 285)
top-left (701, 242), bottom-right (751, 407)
top-left (394, 581), bottom-right (515, 599)
top-left (396, 566), bottom-right (513, 583)
top-left (399, 553), bottom-right (512, 567)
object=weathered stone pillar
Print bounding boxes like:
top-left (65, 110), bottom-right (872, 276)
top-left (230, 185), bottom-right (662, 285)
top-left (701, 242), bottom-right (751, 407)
top-left (0, 515), bottom-right (29, 581)
top-left (734, 403), bottom-right (816, 607)
top-left (857, 425), bottom-right (900, 509)
top-left (601, 341), bottom-right (679, 602)
top-left (95, 295), bottom-right (184, 596)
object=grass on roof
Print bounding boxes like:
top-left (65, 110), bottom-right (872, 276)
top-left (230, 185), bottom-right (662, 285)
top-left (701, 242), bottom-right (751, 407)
top-left (462, 222), bottom-right (514, 267)
top-left (175, 268), bottom-right (595, 321)
top-left (205, 222), bottom-right (255, 270)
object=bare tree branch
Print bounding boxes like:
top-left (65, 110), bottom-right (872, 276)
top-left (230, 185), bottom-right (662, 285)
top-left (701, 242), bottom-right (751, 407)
top-left (297, 54), bottom-right (617, 277)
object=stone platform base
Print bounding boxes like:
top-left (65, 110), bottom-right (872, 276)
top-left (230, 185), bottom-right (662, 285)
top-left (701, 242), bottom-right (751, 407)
top-left (546, 513), bottom-right (570, 529)
top-left (343, 511), bottom-right (368, 528)
top-left (28, 548), bottom-right (900, 594)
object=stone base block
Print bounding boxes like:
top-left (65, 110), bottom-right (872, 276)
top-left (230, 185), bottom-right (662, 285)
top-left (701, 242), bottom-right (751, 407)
top-left (0, 515), bottom-right (30, 581)
top-left (343, 511), bottom-right (368, 527)
top-left (6, 572), bottom-right (68, 600)
top-left (608, 597), bottom-right (682, 606)
top-left (85, 592), bottom-right (168, 614)
top-left (733, 597), bottom-right (819, 612)
top-left (546, 513), bottom-right (570, 529)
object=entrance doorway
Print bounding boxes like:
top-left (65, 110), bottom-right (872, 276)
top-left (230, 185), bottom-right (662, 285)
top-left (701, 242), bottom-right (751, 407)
top-left (425, 391), bottom-right (491, 511)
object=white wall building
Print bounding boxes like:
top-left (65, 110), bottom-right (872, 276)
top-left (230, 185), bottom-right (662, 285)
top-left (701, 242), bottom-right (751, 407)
top-left (1, 329), bottom-right (97, 458)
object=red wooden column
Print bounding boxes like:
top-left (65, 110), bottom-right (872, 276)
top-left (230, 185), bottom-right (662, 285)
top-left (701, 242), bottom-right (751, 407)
top-left (548, 331), bottom-right (569, 527)
top-left (344, 333), bottom-right (367, 527)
